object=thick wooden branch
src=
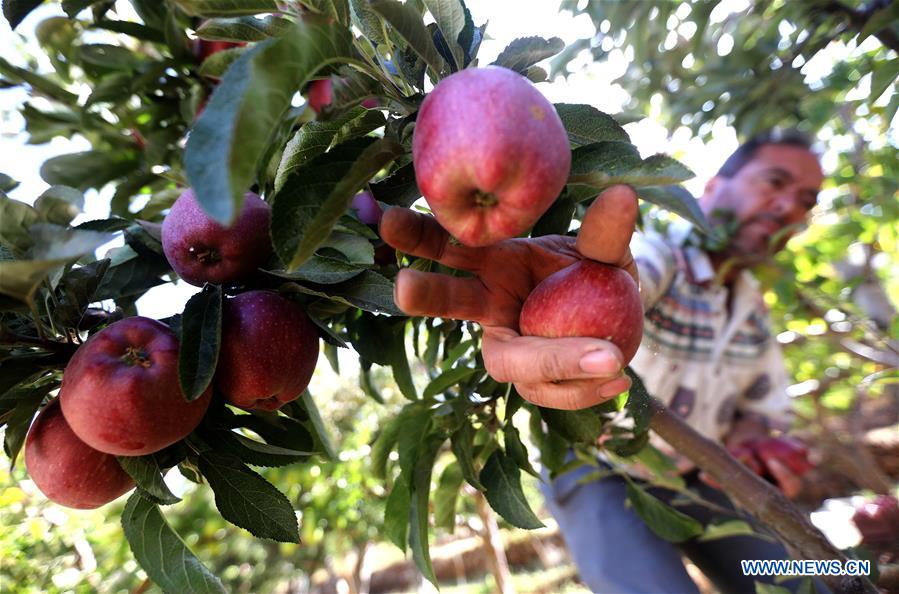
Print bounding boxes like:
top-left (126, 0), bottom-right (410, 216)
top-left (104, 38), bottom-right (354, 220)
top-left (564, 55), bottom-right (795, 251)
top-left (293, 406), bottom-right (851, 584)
top-left (647, 398), bottom-right (880, 594)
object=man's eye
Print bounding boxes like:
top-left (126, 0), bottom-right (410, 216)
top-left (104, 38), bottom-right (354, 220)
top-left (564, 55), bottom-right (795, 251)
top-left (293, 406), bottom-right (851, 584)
top-left (768, 177), bottom-right (785, 189)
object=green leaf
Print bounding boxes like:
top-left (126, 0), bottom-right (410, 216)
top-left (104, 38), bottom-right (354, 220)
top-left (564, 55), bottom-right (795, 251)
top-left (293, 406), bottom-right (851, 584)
top-left (388, 320), bottom-right (417, 401)
top-left (570, 151), bottom-right (694, 191)
top-left (61, 0), bottom-right (103, 18)
top-left (34, 186), bottom-right (84, 226)
top-left (185, 19), bottom-right (356, 225)
top-left (172, 0), bottom-right (277, 16)
top-left (450, 420), bottom-right (484, 490)
top-left (122, 494), bottom-right (225, 593)
top-left (423, 0), bottom-right (465, 70)
top-left (0, 194), bottom-right (40, 256)
top-left (211, 428), bottom-right (312, 467)
top-left (3, 390), bottom-right (44, 467)
top-left (492, 36), bottom-right (565, 74)
top-left (272, 137), bottom-right (404, 270)
top-left (117, 455), bottom-right (181, 505)
top-left (423, 365), bottom-right (477, 398)
top-left (479, 449), bottom-right (544, 529)
top-left (370, 162), bottom-right (421, 207)
top-left (699, 519), bottom-right (761, 542)
top-left (371, 0), bottom-right (446, 74)
top-left (870, 58), bottom-right (899, 102)
top-left (755, 584), bottom-right (793, 594)
top-left (197, 46), bottom-right (246, 78)
top-left (178, 286), bottom-right (222, 401)
top-left (0, 173), bottom-right (19, 193)
top-left (198, 450), bottom-right (300, 543)
top-left (53, 258), bottom-right (111, 330)
top-left (196, 15), bottom-right (292, 41)
top-left (384, 469), bottom-right (411, 550)
top-left (433, 461), bottom-right (463, 531)
top-left (40, 150), bottom-right (139, 191)
top-left (275, 108), bottom-right (386, 192)
top-left (78, 44), bottom-right (144, 71)
top-left (625, 482), bottom-right (702, 542)
top-left (3, 0), bottom-right (44, 30)
top-left (350, 0), bottom-right (387, 44)
top-left (531, 193), bottom-right (575, 236)
top-left (504, 424), bottom-right (538, 478)
top-left (371, 414), bottom-right (402, 479)
top-left (283, 270), bottom-right (403, 315)
top-left (624, 366), bottom-right (654, 434)
top-left (555, 103), bottom-right (630, 146)
top-left (409, 434), bottom-right (443, 585)
top-left (636, 185), bottom-right (711, 234)
top-left (0, 56), bottom-right (77, 103)
top-left (568, 140), bottom-right (642, 180)
top-left (0, 226), bottom-right (116, 305)
top-left (295, 390), bottom-right (336, 460)
top-left (269, 254), bottom-right (366, 284)
top-left (540, 406), bottom-right (604, 443)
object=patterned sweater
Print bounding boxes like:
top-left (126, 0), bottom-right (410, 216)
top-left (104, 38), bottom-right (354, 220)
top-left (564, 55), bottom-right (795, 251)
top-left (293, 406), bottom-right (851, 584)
top-left (630, 223), bottom-right (792, 445)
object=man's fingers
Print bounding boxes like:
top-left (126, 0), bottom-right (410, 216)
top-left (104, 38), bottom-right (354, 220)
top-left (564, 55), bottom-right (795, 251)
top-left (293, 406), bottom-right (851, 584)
top-left (380, 207), bottom-right (483, 271)
top-left (766, 458), bottom-right (803, 499)
top-left (394, 269), bottom-right (490, 321)
top-left (576, 184), bottom-right (639, 272)
top-left (515, 375), bottom-right (632, 410)
top-left (482, 326), bottom-right (624, 384)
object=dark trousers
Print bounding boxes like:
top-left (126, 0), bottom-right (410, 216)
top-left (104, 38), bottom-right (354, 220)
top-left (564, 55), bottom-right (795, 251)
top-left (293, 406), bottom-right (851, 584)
top-left (540, 463), bottom-right (830, 593)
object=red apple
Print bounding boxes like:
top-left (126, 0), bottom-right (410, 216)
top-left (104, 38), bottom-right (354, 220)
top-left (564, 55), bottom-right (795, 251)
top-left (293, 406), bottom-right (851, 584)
top-left (215, 291), bottom-right (320, 411)
top-left (308, 79), bottom-right (333, 114)
top-left (25, 399), bottom-right (135, 509)
top-left (853, 495), bottom-right (899, 547)
top-left (361, 97), bottom-right (379, 109)
top-left (162, 189), bottom-right (272, 286)
top-left (519, 260), bottom-right (643, 364)
top-left (350, 191), bottom-right (382, 225)
top-left (750, 436), bottom-right (813, 478)
top-left (412, 66), bottom-right (571, 247)
top-left (728, 444), bottom-right (765, 476)
top-left (60, 317), bottom-right (212, 456)
top-left (192, 39), bottom-right (245, 63)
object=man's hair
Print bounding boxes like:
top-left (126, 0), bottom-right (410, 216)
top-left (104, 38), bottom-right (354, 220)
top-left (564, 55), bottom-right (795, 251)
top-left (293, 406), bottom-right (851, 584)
top-left (716, 129), bottom-right (814, 178)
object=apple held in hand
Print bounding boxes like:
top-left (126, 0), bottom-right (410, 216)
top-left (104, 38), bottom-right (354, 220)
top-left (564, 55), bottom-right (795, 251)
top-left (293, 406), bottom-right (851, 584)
top-left (215, 291), bottom-right (320, 411)
top-left (59, 317), bottom-right (211, 456)
top-left (728, 444), bottom-right (765, 476)
top-left (519, 260), bottom-right (643, 364)
top-left (750, 436), bottom-right (813, 478)
top-left (162, 189), bottom-right (272, 286)
top-left (412, 66), bottom-right (571, 247)
top-left (853, 495), bottom-right (899, 547)
top-left (25, 399), bottom-right (135, 509)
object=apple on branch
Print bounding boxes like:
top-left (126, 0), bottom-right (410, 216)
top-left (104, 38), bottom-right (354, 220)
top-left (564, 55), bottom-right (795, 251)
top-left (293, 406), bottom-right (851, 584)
top-left (162, 189), bottom-right (272, 287)
top-left (215, 291), bottom-right (320, 411)
top-left (412, 66), bottom-right (571, 247)
top-left (25, 399), bottom-right (135, 509)
top-left (59, 317), bottom-right (212, 456)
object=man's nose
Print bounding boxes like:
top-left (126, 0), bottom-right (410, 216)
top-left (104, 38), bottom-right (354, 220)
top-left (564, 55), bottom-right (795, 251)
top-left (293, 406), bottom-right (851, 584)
top-left (772, 192), bottom-right (806, 222)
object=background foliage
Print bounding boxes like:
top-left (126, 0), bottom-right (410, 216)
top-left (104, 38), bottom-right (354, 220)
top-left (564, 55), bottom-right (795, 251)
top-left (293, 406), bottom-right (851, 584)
top-left (1, 0), bottom-right (896, 592)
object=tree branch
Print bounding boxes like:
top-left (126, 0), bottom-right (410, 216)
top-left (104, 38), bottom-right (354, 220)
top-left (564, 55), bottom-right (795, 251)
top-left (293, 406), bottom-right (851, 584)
top-left (647, 398), bottom-right (880, 594)
top-left (820, 0), bottom-right (899, 52)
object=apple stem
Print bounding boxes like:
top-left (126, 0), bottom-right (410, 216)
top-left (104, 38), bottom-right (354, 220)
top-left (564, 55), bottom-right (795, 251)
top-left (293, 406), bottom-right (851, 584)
top-left (472, 190), bottom-right (499, 207)
top-left (189, 247), bottom-right (220, 264)
top-left (121, 347), bottom-right (152, 368)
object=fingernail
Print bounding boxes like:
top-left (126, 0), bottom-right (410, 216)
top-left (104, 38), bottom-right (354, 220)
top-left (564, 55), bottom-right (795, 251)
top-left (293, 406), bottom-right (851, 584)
top-left (579, 351), bottom-right (620, 375)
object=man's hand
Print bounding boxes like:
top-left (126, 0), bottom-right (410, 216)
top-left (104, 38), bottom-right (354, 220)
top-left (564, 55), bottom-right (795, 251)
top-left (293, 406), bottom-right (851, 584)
top-left (380, 185), bottom-right (640, 410)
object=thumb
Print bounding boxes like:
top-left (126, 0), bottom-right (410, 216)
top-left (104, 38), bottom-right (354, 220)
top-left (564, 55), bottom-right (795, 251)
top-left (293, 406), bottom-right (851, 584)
top-left (576, 185), bottom-right (639, 275)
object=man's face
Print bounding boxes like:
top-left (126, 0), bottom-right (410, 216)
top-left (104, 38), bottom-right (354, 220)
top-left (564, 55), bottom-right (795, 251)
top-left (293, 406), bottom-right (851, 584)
top-left (700, 144), bottom-right (824, 261)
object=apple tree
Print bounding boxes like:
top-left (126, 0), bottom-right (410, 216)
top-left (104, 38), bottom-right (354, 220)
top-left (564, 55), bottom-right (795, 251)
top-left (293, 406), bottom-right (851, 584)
top-left (0, 1), bottom-right (886, 593)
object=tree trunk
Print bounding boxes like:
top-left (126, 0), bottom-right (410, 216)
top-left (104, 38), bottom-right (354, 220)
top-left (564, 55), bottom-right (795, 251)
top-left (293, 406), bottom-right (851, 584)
top-left (475, 490), bottom-right (516, 594)
top-left (648, 398), bottom-right (880, 594)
